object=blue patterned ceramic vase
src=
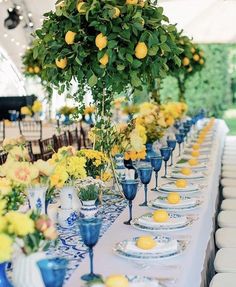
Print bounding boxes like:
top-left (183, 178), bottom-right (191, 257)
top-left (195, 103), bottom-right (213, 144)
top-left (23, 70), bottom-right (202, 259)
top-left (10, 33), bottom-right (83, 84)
top-left (0, 262), bottom-right (12, 287)
top-left (27, 186), bottom-right (47, 215)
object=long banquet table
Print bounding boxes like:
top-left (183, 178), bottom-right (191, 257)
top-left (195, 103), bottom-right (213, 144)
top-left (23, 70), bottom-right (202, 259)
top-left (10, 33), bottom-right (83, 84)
top-left (64, 119), bottom-right (228, 287)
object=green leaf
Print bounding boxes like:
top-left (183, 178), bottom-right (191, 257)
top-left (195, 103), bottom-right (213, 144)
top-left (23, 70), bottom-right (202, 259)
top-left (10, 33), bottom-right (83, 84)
top-left (117, 64), bottom-right (125, 71)
top-left (132, 59), bottom-right (142, 69)
top-left (160, 43), bottom-right (171, 52)
top-left (148, 45), bottom-right (159, 56)
top-left (160, 35), bottom-right (167, 43)
top-left (126, 53), bottom-right (133, 63)
top-left (88, 74), bottom-right (97, 87)
top-left (108, 40), bottom-right (118, 49)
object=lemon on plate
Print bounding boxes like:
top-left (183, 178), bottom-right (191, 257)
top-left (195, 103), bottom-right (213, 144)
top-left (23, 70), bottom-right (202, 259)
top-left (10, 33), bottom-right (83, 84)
top-left (153, 209), bottom-right (169, 222)
top-left (167, 192), bottom-right (181, 204)
top-left (175, 179), bottom-right (188, 188)
top-left (181, 167), bottom-right (192, 176)
top-left (136, 235), bottom-right (156, 250)
top-left (188, 158), bottom-right (199, 166)
top-left (105, 275), bottom-right (129, 287)
top-left (192, 143), bottom-right (200, 150)
top-left (191, 150), bottom-right (200, 158)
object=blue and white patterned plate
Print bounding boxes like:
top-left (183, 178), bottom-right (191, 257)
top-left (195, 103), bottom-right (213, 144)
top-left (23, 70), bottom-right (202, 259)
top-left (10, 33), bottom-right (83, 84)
top-left (131, 213), bottom-right (195, 232)
top-left (113, 235), bottom-right (188, 261)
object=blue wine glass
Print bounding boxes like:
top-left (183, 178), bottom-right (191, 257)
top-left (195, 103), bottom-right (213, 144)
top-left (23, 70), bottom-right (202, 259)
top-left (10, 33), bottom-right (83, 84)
top-left (78, 217), bottom-right (102, 282)
top-left (175, 133), bottom-right (184, 156)
top-left (138, 167), bottom-right (153, 206)
top-left (167, 139), bottom-right (177, 166)
top-left (37, 257), bottom-right (68, 287)
top-left (150, 156), bottom-right (162, 191)
top-left (121, 180), bottom-right (139, 225)
top-left (160, 147), bottom-right (171, 178)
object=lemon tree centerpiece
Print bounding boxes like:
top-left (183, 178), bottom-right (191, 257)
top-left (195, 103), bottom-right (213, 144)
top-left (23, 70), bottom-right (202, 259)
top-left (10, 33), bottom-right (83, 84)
top-left (29, 0), bottom-right (182, 149)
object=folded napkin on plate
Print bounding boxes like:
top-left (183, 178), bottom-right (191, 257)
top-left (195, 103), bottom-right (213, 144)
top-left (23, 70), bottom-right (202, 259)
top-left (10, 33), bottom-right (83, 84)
top-left (125, 238), bottom-right (178, 254)
top-left (171, 173), bottom-right (203, 179)
top-left (160, 183), bottom-right (197, 192)
top-left (138, 215), bottom-right (187, 228)
top-left (153, 197), bottom-right (196, 208)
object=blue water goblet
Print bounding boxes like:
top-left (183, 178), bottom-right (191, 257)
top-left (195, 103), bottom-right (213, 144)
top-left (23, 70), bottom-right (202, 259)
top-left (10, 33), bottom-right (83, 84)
top-left (175, 133), bottom-right (184, 156)
top-left (121, 179), bottom-right (139, 225)
top-left (37, 257), bottom-right (68, 287)
top-left (167, 139), bottom-right (177, 166)
top-left (78, 217), bottom-right (102, 282)
top-left (150, 156), bottom-right (162, 191)
top-left (138, 167), bottom-right (153, 206)
top-left (160, 147), bottom-right (171, 178)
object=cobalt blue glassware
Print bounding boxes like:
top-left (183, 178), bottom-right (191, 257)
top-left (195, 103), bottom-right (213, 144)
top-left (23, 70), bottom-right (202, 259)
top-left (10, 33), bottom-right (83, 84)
top-left (78, 217), bottom-right (102, 282)
top-left (160, 147), bottom-right (171, 178)
top-left (138, 167), bottom-right (153, 206)
top-left (121, 180), bottom-right (139, 225)
top-left (0, 263), bottom-right (12, 287)
top-left (175, 133), bottom-right (184, 156)
top-left (150, 155), bottom-right (162, 191)
top-left (167, 139), bottom-right (177, 166)
top-left (37, 258), bottom-right (68, 287)
top-left (145, 143), bottom-right (157, 162)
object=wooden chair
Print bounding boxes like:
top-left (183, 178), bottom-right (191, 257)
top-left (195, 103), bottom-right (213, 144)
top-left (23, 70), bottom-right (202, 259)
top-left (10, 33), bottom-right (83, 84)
top-left (18, 120), bottom-right (42, 140)
top-left (0, 121), bottom-right (5, 142)
top-left (54, 132), bottom-right (69, 150)
top-left (67, 128), bottom-right (81, 150)
top-left (0, 151), bottom-right (8, 165)
top-left (80, 122), bottom-right (92, 148)
top-left (38, 136), bottom-right (57, 160)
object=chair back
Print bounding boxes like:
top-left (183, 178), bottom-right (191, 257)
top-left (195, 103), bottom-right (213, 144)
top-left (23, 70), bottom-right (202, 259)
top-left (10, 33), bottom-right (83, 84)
top-left (18, 120), bottom-right (42, 140)
top-left (0, 151), bottom-right (8, 165)
top-left (38, 137), bottom-right (56, 160)
top-left (54, 132), bottom-right (69, 150)
top-left (67, 128), bottom-right (81, 150)
top-left (0, 121), bottom-right (5, 141)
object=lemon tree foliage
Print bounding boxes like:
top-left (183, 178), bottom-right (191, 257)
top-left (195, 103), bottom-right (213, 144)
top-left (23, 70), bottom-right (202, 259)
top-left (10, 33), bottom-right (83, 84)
top-left (170, 35), bottom-right (205, 101)
top-left (22, 48), bottom-right (42, 76)
top-left (31, 0), bottom-right (182, 115)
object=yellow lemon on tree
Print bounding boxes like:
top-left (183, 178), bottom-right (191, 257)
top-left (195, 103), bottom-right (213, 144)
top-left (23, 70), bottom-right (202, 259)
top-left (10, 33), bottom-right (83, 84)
top-left (188, 158), bottom-right (199, 166)
top-left (95, 33), bottom-right (108, 50)
top-left (175, 179), bottom-right (188, 188)
top-left (181, 167), bottom-right (192, 176)
top-left (34, 66), bottom-right (40, 74)
top-left (113, 7), bottom-right (120, 18)
top-left (199, 59), bottom-right (204, 65)
top-left (126, 0), bottom-right (138, 4)
top-left (191, 150), bottom-right (200, 158)
top-left (65, 31), bottom-right (76, 45)
top-left (77, 2), bottom-right (87, 13)
top-left (135, 42), bottom-right (148, 59)
top-left (28, 67), bottom-right (34, 73)
top-left (153, 210), bottom-right (169, 223)
top-left (105, 275), bottom-right (129, 287)
top-left (191, 47), bottom-right (196, 53)
top-left (167, 192), bottom-right (181, 204)
top-left (182, 57), bottom-right (190, 66)
top-left (192, 143), bottom-right (200, 150)
top-left (55, 57), bottom-right (67, 69)
top-left (138, 0), bottom-right (145, 7)
top-left (193, 54), bottom-right (200, 61)
top-left (99, 53), bottom-right (109, 66)
top-left (136, 235), bottom-right (156, 250)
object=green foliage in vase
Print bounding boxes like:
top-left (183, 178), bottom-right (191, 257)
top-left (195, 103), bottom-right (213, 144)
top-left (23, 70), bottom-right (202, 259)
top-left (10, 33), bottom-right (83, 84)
top-left (58, 105), bottom-right (76, 116)
top-left (78, 184), bottom-right (99, 201)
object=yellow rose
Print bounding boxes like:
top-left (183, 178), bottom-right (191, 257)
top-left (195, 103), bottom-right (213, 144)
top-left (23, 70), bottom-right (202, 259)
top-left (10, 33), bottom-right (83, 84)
top-left (34, 160), bottom-right (55, 177)
top-left (8, 162), bottom-right (39, 185)
top-left (0, 234), bottom-right (13, 262)
top-left (32, 100), bottom-right (42, 113)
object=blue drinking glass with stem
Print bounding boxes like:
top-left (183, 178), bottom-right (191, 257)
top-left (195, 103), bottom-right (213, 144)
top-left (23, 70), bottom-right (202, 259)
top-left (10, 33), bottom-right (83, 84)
top-left (160, 147), bottom-right (171, 178)
top-left (175, 133), bottom-right (184, 156)
top-left (78, 217), bottom-right (102, 282)
top-left (121, 179), bottom-right (139, 225)
top-left (150, 155), bottom-right (162, 191)
top-left (138, 166), bottom-right (153, 206)
top-left (167, 139), bottom-right (177, 166)
top-left (37, 257), bottom-right (68, 287)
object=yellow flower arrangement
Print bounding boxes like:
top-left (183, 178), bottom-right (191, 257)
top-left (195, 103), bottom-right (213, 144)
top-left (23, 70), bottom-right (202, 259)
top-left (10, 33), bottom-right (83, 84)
top-left (0, 233), bottom-right (13, 262)
top-left (84, 105), bottom-right (95, 115)
top-left (6, 211), bottom-right (35, 237)
top-left (112, 97), bottom-right (126, 109)
top-left (0, 216), bottom-right (7, 232)
top-left (0, 200), bottom-right (6, 216)
top-left (32, 100), bottom-right (42, 113)
top-left (66, 156), bottom-right (87, 179)
top-left (0, 178), bottom-right (11, 196)
top-left (8, 146), bottom-right (30, 162)
top-left (34, 160), bottom-right (55, 177)
top-left (20, 106), bottom-right (32, 116)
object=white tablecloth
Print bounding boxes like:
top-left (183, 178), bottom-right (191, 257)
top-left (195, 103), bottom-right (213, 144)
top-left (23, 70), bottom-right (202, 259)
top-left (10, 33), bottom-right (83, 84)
top-left (66, 119), bottom-right (228, 287)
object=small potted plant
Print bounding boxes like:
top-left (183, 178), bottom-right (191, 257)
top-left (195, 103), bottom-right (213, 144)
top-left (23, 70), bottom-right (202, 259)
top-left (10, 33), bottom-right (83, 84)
top-left (78, 183), bottom-right (100, 218)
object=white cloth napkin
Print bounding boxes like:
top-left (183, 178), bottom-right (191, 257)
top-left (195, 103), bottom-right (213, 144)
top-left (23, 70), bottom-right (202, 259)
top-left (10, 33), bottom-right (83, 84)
top-left (138, 215), bottom-right (187, 228)
top-left (171, 172), bottom-right (204, 180)
top-left (153, 197), bottom-right (197, 208)
top-left (125, 238), bottom-right (178, 254)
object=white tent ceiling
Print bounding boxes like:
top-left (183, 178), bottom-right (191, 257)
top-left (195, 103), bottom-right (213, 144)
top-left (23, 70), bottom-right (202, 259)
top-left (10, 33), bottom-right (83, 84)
top-left (0, 0), bottom-right (235, 96)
